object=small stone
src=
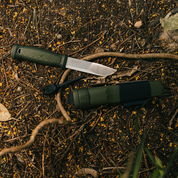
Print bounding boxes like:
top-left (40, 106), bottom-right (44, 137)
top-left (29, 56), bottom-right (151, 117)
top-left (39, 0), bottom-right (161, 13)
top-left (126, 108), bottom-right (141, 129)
top-left (84, 38), bottom-right (88, 42)
top-left (17, 87), bottom-right (22, 92)
top-left (134, 20), bottom-right (143, 28)
top-left (56, 34), bottom-right (62, 39)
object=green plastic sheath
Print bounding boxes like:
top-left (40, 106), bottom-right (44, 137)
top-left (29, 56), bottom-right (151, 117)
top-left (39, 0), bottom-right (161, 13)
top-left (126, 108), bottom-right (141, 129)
top-left (73, 85), bottom-right (121, 109)
top-left (73, 81), bottom-right (164, 109)
top-left (11, 44), bottom-right (68, 69)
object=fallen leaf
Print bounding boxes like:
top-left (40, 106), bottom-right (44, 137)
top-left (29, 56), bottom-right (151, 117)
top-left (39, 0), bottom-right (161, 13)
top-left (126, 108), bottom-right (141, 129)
top-left (0, 103), bottom-right (13, 121)
top-left (160, 13), bottom-right (178, 30)
top-left (15, 153), bottom-right (25, 163)
top-left (159, 30), bottom-right (178, 52)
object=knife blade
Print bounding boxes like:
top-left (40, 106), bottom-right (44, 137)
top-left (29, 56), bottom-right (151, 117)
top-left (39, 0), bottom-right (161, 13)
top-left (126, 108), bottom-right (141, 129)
top-left (11, 44), bottom-right (116, 76)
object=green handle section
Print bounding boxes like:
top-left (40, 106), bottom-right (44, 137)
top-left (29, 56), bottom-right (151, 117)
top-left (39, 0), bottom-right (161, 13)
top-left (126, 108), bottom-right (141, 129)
top-left (11, 44), bottom-right (68, 69)
top-left (73, 85), bottom-right (121, 109)
top-left (72, 81), bottom-right (164, 109)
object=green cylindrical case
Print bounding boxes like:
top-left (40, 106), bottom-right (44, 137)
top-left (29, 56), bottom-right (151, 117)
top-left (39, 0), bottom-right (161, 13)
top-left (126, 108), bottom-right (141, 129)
top-left (72, 80), bottom-right (164, 109)
top-left (11, 44), bottom-right (68, 69)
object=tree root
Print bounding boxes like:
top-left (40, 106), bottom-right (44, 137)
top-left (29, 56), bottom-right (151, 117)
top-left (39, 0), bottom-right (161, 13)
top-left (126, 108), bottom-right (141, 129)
top-left (80, 52), bottom-right (178, 61)
top-left (0, 118), bottom-right (69, 157)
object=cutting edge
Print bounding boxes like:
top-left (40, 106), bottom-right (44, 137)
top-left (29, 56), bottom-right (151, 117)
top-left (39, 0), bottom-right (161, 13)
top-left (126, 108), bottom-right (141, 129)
top-left (66, 57), bottom-right (116, 76)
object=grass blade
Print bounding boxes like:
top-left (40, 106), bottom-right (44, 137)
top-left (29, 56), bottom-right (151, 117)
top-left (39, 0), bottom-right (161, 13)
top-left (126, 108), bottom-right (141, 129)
top-left (110, 159), bottom-right (123, 177)
top-left (24, 15), bottom-right (31, 35)
top-left (33, 5), bottom-right (36, 29)
top-left (158, 145), bottom-right (178, 178)
top-left (151, 168), bottom-right (161, 178)
top-left (122, 152), bottom-right (134, 178)
top-left (151, 156), bottom-right (164, 178)
top-left (144, 147), bottom-right (155, 164)
top-left (145, 147), bottom-right (163, 170)
top-left (0, 50), bottom-right (11, 61)
top-left (132, 129), bottom-right (147, 178)
top-left (155, 157), bottom-right (164, 175)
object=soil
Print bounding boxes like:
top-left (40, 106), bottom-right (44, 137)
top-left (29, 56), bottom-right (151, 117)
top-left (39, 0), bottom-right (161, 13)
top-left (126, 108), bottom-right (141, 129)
top-left (0, 0), bottom-right (178, 177)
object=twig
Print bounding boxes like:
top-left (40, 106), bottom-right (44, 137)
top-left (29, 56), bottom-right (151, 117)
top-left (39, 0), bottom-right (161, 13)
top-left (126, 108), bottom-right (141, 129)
top-left (143, 150), bottom-right (150, 177)
top-left (18, 80), bottom-right (41, 93)
top-left (1, 59), bottom-right (9, 88)
top-left (24, 15), bottom-right (31, 36)
top-left (117, 33), bottom-right (136, 49)
top-left (47, 29), bottom-right (62, 48)
top-left (57, 40), bottom-right (81, 48)
top-left (102, 167), bottom-right (125, 171)
top-left (53, 124), bottom-right (85, 166)
top-left (169, 108), bottom-right (178, 127)
top-left (99, 151), bottom-right (111, 166)
top-left (108, 57), bottom-right (117, 66)
top-left (3, 134), bottom-right (29, 143)
top-left (15, 101), bottom-right (31, 119)
top-left (69, 37), bottom-right (102, 55)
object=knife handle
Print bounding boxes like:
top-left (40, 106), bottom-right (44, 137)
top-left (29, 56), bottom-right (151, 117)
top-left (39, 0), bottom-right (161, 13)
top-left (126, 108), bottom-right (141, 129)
top-left (11, 44), bottom-right (68, 69)
top-left (72, 80), bottom-right (164, 109)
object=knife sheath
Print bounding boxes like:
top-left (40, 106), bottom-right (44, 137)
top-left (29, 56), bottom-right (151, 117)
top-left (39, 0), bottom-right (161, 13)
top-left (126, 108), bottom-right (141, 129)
top-left (68, 80), bottom-right (164, 109)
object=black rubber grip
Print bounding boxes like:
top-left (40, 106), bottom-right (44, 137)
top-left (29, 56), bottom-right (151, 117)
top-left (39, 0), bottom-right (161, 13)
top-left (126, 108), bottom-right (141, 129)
top-left (119, 80), bottom-right (151, 102)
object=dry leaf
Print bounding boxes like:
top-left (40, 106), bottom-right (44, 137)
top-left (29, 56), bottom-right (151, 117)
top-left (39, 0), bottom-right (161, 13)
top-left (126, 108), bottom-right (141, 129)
top-left (159, 30), bottom-right (178, 52)
top-left (15, 153), bottom-right (25, 163)
top-left (160, 13), bottom-right (178, 30)
top-left (0, 103), bottom-right (13, 121)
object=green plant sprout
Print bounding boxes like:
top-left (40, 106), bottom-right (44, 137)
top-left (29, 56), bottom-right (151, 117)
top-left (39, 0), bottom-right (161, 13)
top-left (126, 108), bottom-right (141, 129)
top-left (117, 99), bottom-right (178, 178)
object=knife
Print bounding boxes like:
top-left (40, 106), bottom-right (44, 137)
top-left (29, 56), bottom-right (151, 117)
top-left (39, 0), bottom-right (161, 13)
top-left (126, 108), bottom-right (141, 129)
top-left (11, 44), bottom-right (116, 76)
top-left (68, 80), bottom-right (164, 109)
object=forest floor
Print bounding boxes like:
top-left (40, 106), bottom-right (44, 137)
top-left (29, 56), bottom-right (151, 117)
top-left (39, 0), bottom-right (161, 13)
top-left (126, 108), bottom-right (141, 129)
top-left (1, 0), bottom-right (178, 177)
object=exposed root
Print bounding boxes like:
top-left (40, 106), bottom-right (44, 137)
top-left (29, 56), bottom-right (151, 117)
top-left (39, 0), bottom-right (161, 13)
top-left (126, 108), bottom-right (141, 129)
top-left (0, 118), bottom-right (69, 157)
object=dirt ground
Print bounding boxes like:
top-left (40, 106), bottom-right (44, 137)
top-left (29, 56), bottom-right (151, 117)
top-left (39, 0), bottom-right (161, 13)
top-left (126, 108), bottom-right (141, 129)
top-left (1, 0), bottom-right (178, 177)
